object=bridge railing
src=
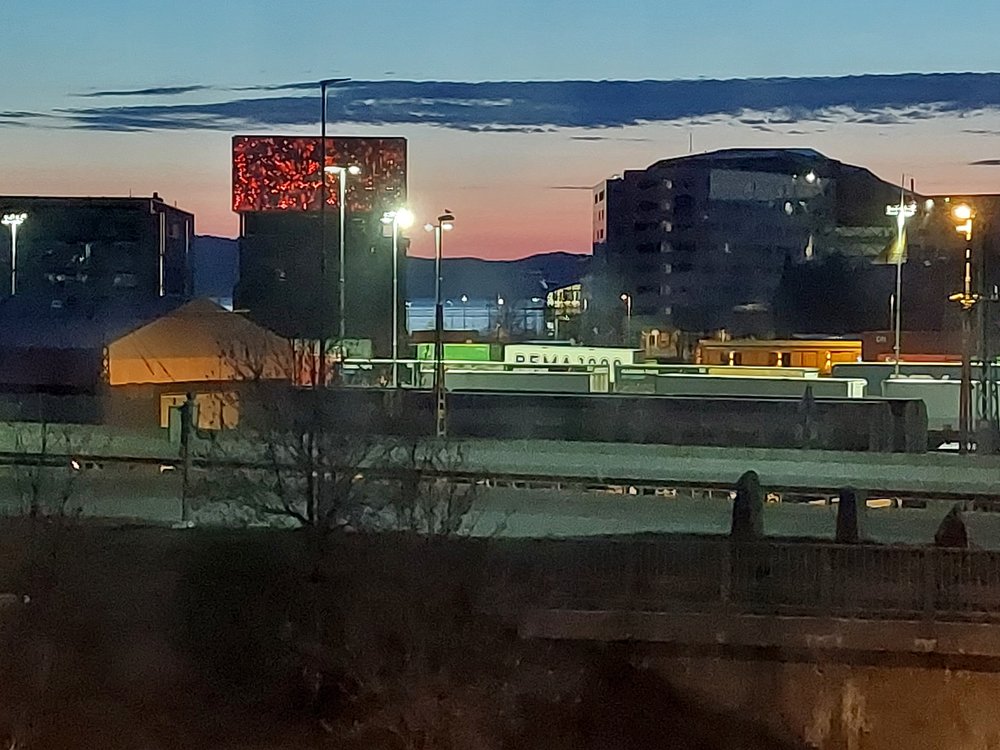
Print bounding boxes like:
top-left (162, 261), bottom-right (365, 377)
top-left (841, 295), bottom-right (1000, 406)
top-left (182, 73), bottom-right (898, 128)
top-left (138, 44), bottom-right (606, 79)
top-left (494, 537), bottom-right (1000, 622)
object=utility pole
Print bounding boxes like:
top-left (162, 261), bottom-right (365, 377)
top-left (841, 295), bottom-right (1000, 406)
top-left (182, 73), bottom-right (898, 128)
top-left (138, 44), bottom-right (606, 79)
top-left (179, 392), bottom-right (195, 526)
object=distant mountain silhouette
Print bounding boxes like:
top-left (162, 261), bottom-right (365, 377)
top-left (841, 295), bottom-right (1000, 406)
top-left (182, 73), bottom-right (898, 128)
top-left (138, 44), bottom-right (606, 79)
top-left (191, 235), bottom-right (587, 302)
top-left (407, 252), bottom-right (589, 301)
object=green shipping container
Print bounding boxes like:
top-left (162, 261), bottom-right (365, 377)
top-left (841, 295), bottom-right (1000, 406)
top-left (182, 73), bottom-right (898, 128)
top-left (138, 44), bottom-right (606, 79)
top-left (415, 342), bottom-right (500, 362)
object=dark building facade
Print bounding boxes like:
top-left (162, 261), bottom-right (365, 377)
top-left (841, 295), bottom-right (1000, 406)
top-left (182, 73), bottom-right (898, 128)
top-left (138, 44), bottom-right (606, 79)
top-left (0, 194), bottom-right (193, 304)
top-left (232, 135), bottom-right (407, 354)
top-left (587, 148), bottom-right (938, 340)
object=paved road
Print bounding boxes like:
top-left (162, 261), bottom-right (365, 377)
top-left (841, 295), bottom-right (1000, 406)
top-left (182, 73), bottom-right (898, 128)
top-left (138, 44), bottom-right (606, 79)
top-left (0, 464), bottom-right (993, 548)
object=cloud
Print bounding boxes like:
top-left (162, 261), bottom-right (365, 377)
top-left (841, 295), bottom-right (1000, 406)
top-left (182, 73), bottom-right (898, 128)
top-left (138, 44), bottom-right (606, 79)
top-left (75, 85), bottom-right (211, 98)
top-left (570, 135), bottom-right (651, 142)
top-left (970, 159), bottom-right (1000, 166)
top-left (14, 73), bottom-right (1000, 133)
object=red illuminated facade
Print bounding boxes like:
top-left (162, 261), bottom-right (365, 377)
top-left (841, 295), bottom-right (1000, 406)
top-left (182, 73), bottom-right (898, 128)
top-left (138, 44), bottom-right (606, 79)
top-left (232, 135), bottom-right (406, 213)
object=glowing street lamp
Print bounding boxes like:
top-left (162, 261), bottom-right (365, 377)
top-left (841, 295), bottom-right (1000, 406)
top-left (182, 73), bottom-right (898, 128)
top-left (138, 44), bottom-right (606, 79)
top-left (620, 292), bottom-right (633, 344)
top-left (424, 212), bottom-right (456, 437)
top-left (380, 207), bottom-right (414, 387)
top-left (885, 191), bottom-right (917, 375)
top-left (325, 163), bottom-right (362, 340)
top-left (947, 203), bottom-right (981, 453)
top-left (2, 212), bottom-right (26, 296)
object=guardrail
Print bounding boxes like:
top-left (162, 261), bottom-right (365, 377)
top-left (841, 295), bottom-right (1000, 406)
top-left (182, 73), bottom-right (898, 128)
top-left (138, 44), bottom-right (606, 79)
top-left (496, 537), bottom-right (1000, 622)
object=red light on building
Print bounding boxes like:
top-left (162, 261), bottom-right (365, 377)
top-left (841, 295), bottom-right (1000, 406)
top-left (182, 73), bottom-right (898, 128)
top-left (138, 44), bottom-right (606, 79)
top-left (232, 135), bottom-right (406, 214)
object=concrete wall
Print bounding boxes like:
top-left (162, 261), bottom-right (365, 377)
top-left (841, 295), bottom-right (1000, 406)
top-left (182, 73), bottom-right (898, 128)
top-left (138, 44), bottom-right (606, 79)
top-left (231, 388), bottom-right (925, 453)
top-left (644, 651), bottom-right (1000, 750)
top-left (654, 374), bottom-right (866, 399)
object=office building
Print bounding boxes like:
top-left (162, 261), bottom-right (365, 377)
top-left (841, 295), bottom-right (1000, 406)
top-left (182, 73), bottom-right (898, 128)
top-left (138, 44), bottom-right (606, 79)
top-left (0, 194), bottom-right (193, 304)
top-left (588, 148), bottom-right (933, 338)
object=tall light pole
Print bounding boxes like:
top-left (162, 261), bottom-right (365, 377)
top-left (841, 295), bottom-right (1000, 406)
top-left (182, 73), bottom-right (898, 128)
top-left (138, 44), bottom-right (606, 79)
top-left (381, 207), bottom-right (414, 387)
top-left (317, 77), bottom-right (350, 386)
top-left (2, 213), bottom-right (26, 297)
top-left (496, 295), bottom-right (505, 342)
top-left (949, 203), bottom-right (978, 454)
top-left (460, 294), bottom-right (468, 329)
top-left (425, 212), bottom-right (455, 437)
top-left (886, 188), bottom-right (917, 376)
top-left (325, 163), bottom-right (362, 341)
top-left (620, 292), bottom-right (632, 345)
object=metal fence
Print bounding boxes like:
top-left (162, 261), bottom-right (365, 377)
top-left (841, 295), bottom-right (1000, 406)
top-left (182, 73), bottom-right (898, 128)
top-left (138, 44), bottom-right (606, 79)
top-left (491, 537), bottom-right (1000, 622)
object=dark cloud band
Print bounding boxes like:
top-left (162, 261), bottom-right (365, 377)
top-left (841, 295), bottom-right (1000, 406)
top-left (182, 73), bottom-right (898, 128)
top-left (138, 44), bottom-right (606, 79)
top-left (24, 73), bottom-right (1000, 132)
top-left (75, 85), bottom-right (210, 98)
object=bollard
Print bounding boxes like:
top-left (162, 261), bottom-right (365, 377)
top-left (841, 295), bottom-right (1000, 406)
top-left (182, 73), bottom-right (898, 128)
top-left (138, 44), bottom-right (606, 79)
top-left (835, 486), bottom-right (867, 544)
top-left (731, 470), bottom-right (764, 540)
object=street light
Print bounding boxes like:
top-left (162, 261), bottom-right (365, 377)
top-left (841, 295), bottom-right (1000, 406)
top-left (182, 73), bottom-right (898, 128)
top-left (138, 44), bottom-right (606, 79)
top-left (948, 202), bottom-right (978, 454)
top-left (326, 163), bottom-right (362, 341)
top-left (2, 213), bottom-right (26, 296)
top-left (380, 207), bottom-right (414, 387)
top-left (885, 189), bottom-right (917, 375)
top-left (495, 296), bottom-right (505, 342)
top-left (317, 77), bottom-right (350, 386)
top-left (620, 292), bottom-right (633, 344)
top-left (424, 211), bottom-right (455, 437)
top-left (460, 294), bottom-right (469, 329)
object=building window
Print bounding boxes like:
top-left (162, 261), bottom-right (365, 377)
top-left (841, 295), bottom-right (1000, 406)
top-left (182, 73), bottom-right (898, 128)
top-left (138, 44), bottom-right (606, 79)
top-left (663, 263), bottom-right (672, 274)
top-left (660, 284), bottom-right (672, 296)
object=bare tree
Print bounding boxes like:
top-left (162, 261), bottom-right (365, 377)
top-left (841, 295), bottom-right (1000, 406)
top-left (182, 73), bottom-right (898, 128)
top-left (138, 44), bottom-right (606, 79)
top-left (5, 412), bottom-right (102, 520)
top-left (381, 437), bottom-right (477, 537)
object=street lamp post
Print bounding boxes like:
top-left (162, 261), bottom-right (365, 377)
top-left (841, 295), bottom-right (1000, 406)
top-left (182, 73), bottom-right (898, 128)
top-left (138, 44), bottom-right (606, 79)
top-left (425, 212), bottom-right (455, 437)
top-left (949, 203), bottom-right (978, 454)
top-left (325, 164), bottom-right (362, 342)
top-left (381, 208), bottom-right (414, 387)
top-left (620, 292), bottom-right (632, 345)
top-left (460, 294), bottom-right (468, 329)
top-left (496, 296), bottom-right (506, 342)
top-left (317, 77), bottom-right (350, 386)
top-left (2, 213), bottom-right (26, 296)
top-left (886, 189), bottom-right (917, 376)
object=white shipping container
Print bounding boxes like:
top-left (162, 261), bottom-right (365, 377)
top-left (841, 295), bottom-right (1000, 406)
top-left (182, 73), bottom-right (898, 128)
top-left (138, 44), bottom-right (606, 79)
top-left (503, 345), bottom-right (639, 384)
